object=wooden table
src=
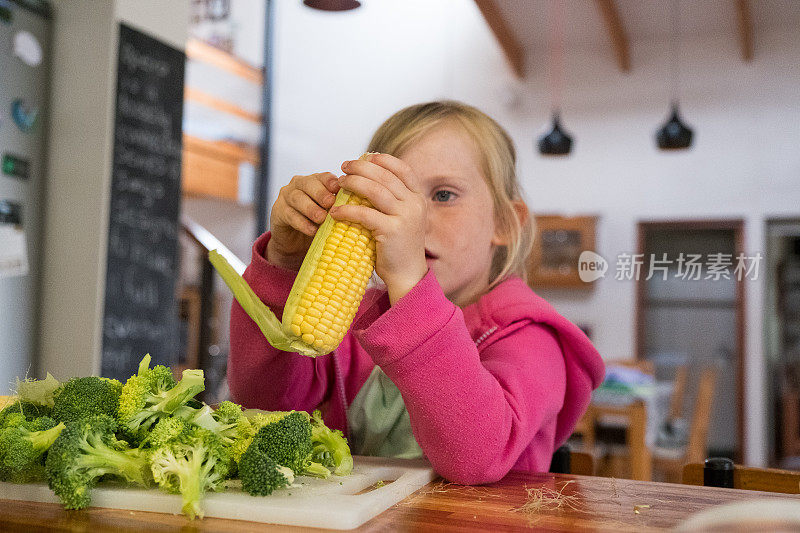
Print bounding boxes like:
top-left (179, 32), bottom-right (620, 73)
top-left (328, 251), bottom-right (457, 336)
top-left (2, 471), bottom-right (797, 532)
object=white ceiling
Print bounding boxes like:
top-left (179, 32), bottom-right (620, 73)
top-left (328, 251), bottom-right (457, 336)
top-left (494, 0), bottom-right (800, 50)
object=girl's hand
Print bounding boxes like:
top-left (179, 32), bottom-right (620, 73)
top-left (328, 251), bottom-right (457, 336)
top-left (330, 153), bottom-right (428, 305)
top-left (267, 172), bottom-right (341, 271)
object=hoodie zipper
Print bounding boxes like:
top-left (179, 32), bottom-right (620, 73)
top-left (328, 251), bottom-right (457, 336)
top-left (474, 325), bottom-right (498, 347)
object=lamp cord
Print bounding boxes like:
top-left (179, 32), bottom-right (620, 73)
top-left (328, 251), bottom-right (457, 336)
top-left (671, 0), bottom-right (681, 107)
top-left (548, 0), bottom-right (565, 115)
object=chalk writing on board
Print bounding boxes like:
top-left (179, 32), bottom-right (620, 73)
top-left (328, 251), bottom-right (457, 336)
top-left (101, 24), bottom-right (185, 380)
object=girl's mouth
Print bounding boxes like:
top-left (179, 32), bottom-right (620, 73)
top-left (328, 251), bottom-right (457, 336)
top-left (425, 250), bottom-right (437, 259)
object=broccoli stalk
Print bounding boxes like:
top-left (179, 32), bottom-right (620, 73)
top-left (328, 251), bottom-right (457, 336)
top-left (45, 415), bottom-right (150, 510)
top-left (148, 425), bottom-right (230, 520)
top-left (174, 401), bottom-right (243, 446)
top-left (310, 410), bottom-right (353, 476)
top-left (118, 354), bottom-right (205, 443)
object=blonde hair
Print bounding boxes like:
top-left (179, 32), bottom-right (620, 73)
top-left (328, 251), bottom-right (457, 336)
top-left (367, 100), bottom-right (535, 290)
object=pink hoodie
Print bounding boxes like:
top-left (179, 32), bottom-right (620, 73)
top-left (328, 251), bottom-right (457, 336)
top-left (228, 232), bottom-right (605, 485)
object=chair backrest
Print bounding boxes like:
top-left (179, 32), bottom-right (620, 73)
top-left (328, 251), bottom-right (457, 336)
top-left (685, 366), bottom-right (718, 464)
top-left (668, 365), bottom-right (689, 420)
top-left (570, 451), bottom-right (594, 476)
top-left (683, 462), bottom-right (800, 494)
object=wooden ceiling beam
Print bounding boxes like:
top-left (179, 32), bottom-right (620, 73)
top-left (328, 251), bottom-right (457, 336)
top-left (594, 0), bottom-right (631, 72)
top-left (473, 0), bottom-right (525, 78)
top-left (735, 0), bottom-right (754, 61)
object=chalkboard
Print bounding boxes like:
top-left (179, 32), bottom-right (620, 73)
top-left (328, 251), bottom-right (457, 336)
top-left (101, 23), bottom-right (185, 380)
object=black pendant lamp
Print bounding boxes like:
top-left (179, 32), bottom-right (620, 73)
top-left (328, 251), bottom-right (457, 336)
top-left (656, 102), bottom-right (693, 149)
top-left (303, 0), bottom-right (361, 11)
top-left (539, 112), bottom-right (573, 155)
top-left (538, 0), bottom-right (572, 156)
top-left (656, 0), bottom-right (693, 150)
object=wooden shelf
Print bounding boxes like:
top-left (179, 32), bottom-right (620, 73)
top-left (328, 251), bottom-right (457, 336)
top-left (181, 134), bottom-right (259, 202)
top-left (184, 87), bottom-right (261, 124)
top-left (186, 38), bottom-right (263, 84)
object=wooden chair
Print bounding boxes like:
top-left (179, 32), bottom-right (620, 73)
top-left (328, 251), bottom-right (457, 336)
top-left (651, 366), bottom-right (718, 483)
top-left (590, 401), bottom-right (652, 481)
top-left (668, 364), bottom-right (689, 420)
top-left (683, 460), bottom-right (800, 494)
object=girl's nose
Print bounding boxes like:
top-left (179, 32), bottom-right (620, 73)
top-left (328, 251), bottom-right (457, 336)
top-left (424, 203), bottom-right (435, 233)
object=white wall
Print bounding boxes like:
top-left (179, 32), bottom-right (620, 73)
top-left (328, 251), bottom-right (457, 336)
top-left (269, 0), bottom-right (800, 466)
top-left (38, 1), bottom-right (188, 381)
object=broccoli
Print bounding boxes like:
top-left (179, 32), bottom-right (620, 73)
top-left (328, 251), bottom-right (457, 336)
top-left (117, 354), bottom-right (205, 444)
top-left (0, 416), bottom-right (64, 483)
top-left (142, 416), bottom-right (190, 449)
top-left (310, 410), bottom-right (353, 476)
top-left (0, 400), bottom-right (52, 424)
top-left (239, 443), bottom-right (294, 496)
top-left (148, 424), bottom-right (230, 520)
top-left (45, 414), bottom-right (150, 509)
top-left (249, 411), bottom-right (330, 478)
top-left (0, 411), bottom-right (27, 431)
top-left (15, 373), bottom-right (60, 408)
top-left (230, 410), bottom-right (302, 465)
top-left (174, 400), bottom-right (244, 446)
top-left (51, 376), bottom-right (122, 424)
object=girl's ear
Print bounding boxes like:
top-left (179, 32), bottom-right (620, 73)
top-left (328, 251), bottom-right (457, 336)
top-left (491, 199), bottom-right (529, 246)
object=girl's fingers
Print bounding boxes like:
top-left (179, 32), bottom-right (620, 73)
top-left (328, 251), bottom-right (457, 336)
top-left (282, 205), bottom-right (319, 236)
top-left (338, 173), bottom-right (400, 215)
top-left (287, 188), bottom-right (328, 224)
top-left (348, 153), bottom-right (420, 195)
top-left (329, 204), bottom-right (389, 237)
top-left (319, 172), bottom-right (342, 195)
top-left (302, 173), bottom-right (339, 208)
top-left (341, 158), bottom-right (409, 200)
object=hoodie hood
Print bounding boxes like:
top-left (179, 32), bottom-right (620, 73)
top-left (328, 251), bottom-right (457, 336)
top-left (461, 275), bottom-right (606, 446)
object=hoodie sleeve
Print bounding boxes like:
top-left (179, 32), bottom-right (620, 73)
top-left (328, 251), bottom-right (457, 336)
top-left (227, 231), bottom-right (336, 412)
top-left (353, 269), bottom-right (568, 485)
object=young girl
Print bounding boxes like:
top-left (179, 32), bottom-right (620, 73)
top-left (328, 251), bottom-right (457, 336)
top-left (228, 101), bottom-right (605, 484)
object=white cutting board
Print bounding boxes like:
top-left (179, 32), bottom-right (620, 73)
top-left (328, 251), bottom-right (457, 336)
top-left (0, 456), bottom-right (436, 529)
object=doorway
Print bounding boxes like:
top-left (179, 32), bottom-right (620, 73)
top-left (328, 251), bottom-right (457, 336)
top-left (636, 220), bottom-right (745, 460)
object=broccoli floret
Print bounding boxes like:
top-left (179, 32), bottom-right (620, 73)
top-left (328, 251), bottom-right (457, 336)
top-left (117, 354), bottom-right (205, 444)
top-left (45, 414), bottom-right (150, 509)
top-left (249, 411), bottom-right (329, 478)
top-left (239, 443), bottom-right (294, 496)
top-left (28, 416), bottom-right (60, 432)
top-left (0, 411), bottom-right (27, 431)
top-left (230, 410), bottom-right (302, 465)
top-left (51, 376), bottom-right (122, 424)
top-left (310, 410), bottom-right (353, 476)
top-left (0, 419), bottom-right (65, 482)
top-left (142, 416), bottom-right (190, 449)
top-left (15, 373), bottom-right (60, 408)
top-left (148, 424), bottom-right (230, 520)
top-left (174, 400), bottom-right (244, 446)
top-left (0, 400), bottom-right (52, 424)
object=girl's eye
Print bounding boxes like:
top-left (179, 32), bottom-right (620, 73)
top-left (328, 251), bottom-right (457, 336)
top-left (433, 190), bottom-right (456, 202)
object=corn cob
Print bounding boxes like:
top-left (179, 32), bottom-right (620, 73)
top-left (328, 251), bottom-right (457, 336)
top-left (209, 153), bottom-right (377, 357)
